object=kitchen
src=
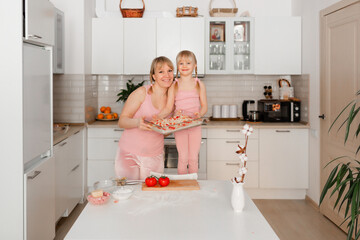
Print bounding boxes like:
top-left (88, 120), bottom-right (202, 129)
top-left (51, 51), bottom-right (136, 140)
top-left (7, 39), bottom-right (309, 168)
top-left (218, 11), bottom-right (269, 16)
top-left (1, 0), bottom-right (359, 239)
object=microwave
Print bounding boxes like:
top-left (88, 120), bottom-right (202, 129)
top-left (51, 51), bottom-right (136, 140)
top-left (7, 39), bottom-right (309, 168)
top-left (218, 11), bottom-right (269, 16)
top-left (258, 99), bottom-right (301, 122)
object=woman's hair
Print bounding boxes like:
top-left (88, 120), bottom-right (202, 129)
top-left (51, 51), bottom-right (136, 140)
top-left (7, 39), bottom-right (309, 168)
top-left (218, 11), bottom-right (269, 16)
top-left (149, 56), bottom-right (174, 84)
top-left (175, 50), bottom-right (198, 79)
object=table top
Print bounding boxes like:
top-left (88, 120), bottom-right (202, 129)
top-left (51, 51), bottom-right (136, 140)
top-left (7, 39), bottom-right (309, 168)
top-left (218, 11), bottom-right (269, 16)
top-left (65, 181), bottom-right (279, 240)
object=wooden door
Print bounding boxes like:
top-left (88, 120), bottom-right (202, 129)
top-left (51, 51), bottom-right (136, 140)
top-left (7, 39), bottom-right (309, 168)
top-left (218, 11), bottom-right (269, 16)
top-left (320, 0), bottom-right (360, 233)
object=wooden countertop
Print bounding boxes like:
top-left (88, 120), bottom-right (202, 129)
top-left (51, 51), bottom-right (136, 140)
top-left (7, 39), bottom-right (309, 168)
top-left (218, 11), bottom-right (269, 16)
top-left (87, 120), bottom-right (310, 129)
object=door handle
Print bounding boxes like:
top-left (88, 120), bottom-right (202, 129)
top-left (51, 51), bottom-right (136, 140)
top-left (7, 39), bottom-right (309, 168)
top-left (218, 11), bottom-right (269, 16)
top-left (27, 171), bottom-right (41, 180)
top-left (114, 140), bottom-right (119, 143)
top-left (226, 163), bottom-right (240, 166)
top-left (28, 34), bottom-right (43, 39)
top-left (226, 141), bottom-right (240, 143)
top-left (71, 164), bottom-right (80, 172)
top-left (226, 130), bottom-right (240, 132)
top-left (275, 130), bottom-right (290, 133)
top-left (319, 114), bottom-right (325, 119)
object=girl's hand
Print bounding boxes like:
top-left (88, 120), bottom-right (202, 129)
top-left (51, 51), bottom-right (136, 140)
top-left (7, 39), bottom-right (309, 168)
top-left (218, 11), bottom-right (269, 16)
top-left (194, 112), bottom-right (200, 118)
top-left (152, 114), bottom-right (161, 120)
top-left (138, 117), bottom-right (152, 131)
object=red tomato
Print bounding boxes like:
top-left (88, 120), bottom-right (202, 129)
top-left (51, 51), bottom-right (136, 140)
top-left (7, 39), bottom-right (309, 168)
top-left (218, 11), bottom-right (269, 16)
top-left (145, 176), bottom-right (157, 187)
top-left (158, 176), bottom-right (170, 187)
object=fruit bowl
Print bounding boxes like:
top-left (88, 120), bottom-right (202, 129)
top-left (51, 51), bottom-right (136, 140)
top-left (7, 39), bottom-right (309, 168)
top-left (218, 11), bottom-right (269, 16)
top-left (87, 191), bottom-right (110, 205)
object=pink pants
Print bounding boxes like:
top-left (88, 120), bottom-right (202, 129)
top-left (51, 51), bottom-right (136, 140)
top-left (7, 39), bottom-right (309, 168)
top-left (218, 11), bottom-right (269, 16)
top-left (114, 148), bottom-right (164, 180)
top-left (174, 126), bottom-right (201, 174)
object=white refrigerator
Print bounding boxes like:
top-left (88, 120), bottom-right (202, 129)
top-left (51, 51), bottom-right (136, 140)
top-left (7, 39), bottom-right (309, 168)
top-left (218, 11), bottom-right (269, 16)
top-left (23, 43), bottom-right (52, 169)
top-left (23, 42), bottom-right (55, 240)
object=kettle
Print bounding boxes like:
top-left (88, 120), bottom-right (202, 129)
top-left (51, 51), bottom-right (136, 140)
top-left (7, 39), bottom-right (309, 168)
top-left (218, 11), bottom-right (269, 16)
top-left (242, 100), bottom-right (255, 121)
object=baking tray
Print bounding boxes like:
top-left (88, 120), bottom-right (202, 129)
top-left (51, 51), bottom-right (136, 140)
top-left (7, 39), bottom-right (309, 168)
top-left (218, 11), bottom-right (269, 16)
top-left (148, 119), bottom-right (203, 135)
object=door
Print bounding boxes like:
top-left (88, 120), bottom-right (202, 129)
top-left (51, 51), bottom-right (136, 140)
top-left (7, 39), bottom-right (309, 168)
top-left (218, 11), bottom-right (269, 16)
top-left (23, 43), bottom-right (52, 165)
top-left (24, 157), bottom-right (55, 240)
top-left (320, 1), bottom-right (360, 232)
top-left (123, 19), bottom-right (156, 74)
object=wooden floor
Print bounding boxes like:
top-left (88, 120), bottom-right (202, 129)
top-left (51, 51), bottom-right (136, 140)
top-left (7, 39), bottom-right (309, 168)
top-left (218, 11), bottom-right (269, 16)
top-left (55, 199), bottom-right (347, 240)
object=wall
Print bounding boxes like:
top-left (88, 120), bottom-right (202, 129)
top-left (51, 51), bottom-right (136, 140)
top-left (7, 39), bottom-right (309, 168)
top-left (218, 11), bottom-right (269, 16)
top-left (97, 75), bottom-right (309, 121)
top-left (99, 0), bottom-right (292, 17)
top-left (0, 1), bottom-right (24, 239)
top-left (292, 0), bottom-right (342, 204)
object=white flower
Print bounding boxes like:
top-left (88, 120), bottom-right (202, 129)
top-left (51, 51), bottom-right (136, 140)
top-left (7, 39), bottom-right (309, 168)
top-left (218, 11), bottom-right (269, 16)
top-left (239, 153), bottom-right (248, 163)
top-left (242, 129), bottom-right (247, 135)
top-left (241, 167), bottom-right (248, 174)
top-left (243, 124), bottom-right (250, 131)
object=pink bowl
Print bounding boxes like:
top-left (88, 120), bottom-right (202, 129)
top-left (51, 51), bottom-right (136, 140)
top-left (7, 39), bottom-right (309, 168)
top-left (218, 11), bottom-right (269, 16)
top-left (87, 191), bottom-right (110, 205)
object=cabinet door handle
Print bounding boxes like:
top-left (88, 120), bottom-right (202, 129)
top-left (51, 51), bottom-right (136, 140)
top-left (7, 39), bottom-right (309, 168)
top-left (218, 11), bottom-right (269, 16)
top-left (226, 130), bottom-right (240, 132)
top-left (59, 141), bottom-right (67, 146)
top-left (114, 140), bottom-right (119, 143)
top-left (71, 164), bottom-right (80, 172)
top-left (275, 130), bottom-right (290, 133)
top-left (226, 141), bottom-right (240, 143)
top-left (27, 171), bottom-right (41, 180)
top-left (28, 34), bottom-right (42, 39)
top-left (74, 130), bottom-right (80, 135)
top-left (226, 163), bottom-right (239, 166)
top-left (114, 129), bottom-right (122, 132)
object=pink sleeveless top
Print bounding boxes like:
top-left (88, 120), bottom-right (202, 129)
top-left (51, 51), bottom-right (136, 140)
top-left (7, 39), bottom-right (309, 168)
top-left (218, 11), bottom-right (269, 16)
top-left (174, 78), bottom-right (201, 117)
top-left (118, 85), bottom-right (164, 157)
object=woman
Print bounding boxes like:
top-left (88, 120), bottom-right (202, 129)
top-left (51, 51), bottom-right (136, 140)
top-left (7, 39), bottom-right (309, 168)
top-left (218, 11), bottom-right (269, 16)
top-left (115, 56), bottom-right (174, 180)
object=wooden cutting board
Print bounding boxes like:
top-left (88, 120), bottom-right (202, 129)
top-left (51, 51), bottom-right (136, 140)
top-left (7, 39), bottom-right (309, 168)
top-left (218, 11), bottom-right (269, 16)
top-left (142, 179), bottom-right (200, 191)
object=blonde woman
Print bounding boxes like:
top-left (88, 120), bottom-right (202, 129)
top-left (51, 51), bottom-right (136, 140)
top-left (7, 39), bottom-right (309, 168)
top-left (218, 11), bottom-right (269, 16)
top-left (115, 56), bottom-right (174, 180)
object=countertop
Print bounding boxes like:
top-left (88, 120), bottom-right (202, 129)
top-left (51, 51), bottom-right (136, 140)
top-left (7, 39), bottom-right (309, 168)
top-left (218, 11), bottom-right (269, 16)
top-left (87, 120), bottom-right (310, 129)
top-left (53, 125), bottom-right (85, 145)
top-left (65, 180), bottom-right (279, 240)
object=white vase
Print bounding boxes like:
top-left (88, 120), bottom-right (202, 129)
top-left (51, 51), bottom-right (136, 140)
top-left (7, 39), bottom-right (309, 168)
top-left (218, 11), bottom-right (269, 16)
top-left (231, 182), bottom-right (245, 212)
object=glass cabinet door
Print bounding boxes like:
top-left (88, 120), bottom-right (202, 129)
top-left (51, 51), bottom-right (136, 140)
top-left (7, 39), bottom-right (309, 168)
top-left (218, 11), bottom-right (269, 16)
top-left (232, 20), bottom-right (252, 73)
top-left (207, 20), bottom-right (227, 73)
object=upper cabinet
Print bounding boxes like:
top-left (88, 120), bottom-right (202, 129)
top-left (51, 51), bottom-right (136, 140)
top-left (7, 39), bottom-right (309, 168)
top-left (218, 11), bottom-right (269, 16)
top-left (206, 18), bottom-right (254, 74)
top-left (53, 8), bottom-right (64, 74)
top-left (156, 18), bottom-right (204, 75)
top-left (156, 18), bottom-right (205, 75)
top-left (254, 16), bottom-right (301, 75)
top-left (123, 19), bottom-right (156, 74)
top-left (24, 0), bottom-right (55, 46)
top-left (92, 18), bottom-right (124, 75)
top-left (92, 17), bottom-right (205, 75)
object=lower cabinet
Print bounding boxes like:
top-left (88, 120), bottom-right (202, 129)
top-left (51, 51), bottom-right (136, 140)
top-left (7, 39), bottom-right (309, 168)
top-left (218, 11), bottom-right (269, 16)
top-left (87, 127), bottom-right (123, 188)
top-left (24, 157), bottom-right (55, 240)
top-left (259, 129), bottom-right (309, 189)
top-left (54, 129), bottom-right (84, 221)
top-left (207, 128), bottom-right (259, 188)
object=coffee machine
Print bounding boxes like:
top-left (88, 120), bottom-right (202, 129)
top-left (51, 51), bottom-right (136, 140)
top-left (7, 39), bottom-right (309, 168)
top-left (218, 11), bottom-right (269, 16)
top-left (242, 100), bottom-right (255, 121)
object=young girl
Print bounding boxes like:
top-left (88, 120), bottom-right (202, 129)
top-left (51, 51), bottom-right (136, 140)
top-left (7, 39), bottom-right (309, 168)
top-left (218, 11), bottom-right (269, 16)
top-left (159, 50), bottom-right (208, 174)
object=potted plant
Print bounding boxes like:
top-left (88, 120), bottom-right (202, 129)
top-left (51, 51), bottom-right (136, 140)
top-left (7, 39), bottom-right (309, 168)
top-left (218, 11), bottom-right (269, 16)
top-left (116, 77), bottom-right (145, 103)
top-left (320, 90), bottom-right (360, 240)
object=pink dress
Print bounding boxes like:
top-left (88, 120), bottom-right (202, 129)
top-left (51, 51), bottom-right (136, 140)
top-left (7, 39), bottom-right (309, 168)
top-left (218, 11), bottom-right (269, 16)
top-left (115, 85), bottom-right (164, 180)
top-left (174, 78), bottom-right (202, 174)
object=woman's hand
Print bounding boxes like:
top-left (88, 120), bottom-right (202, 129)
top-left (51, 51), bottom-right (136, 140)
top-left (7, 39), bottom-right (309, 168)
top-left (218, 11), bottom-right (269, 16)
top-left (138, 117), bottom-right (152, 131)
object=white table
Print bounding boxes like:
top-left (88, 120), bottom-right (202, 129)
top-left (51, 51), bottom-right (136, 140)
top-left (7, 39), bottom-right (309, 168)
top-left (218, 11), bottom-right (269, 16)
top-left (65, 181), bottom-right (279, 240)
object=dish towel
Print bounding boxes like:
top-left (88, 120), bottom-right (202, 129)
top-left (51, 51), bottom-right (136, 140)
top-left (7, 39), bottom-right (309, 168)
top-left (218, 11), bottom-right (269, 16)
top-left (150, 172), bottom-right (198, 180)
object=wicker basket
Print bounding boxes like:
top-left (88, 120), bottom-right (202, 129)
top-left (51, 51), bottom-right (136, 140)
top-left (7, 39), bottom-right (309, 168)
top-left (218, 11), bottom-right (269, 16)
top-left (209, 0), bottom-right (238, 17)
top-left (119, 0), bottom-right (145, 18)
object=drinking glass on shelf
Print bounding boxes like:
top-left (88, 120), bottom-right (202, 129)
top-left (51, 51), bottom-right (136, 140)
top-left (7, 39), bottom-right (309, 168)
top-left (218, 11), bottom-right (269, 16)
top-left (244, 56), bottom-right (250, 70)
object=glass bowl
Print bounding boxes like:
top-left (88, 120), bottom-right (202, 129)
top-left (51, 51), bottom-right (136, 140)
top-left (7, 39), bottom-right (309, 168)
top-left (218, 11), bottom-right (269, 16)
top-left (87, 191), bottom-right (110, 205)
top-left (93, 179), bottom-right (116, 193)
top-left (112, 187), bottom-right (134, 200)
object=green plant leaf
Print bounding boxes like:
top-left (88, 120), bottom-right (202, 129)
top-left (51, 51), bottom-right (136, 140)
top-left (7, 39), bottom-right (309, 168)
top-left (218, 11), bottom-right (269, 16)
top-left (320, 165), bottom-right (339, 204)
top-left (345, 103), bottom-right (357, 144)
top-left (329, 100), bottom-right (355, 133)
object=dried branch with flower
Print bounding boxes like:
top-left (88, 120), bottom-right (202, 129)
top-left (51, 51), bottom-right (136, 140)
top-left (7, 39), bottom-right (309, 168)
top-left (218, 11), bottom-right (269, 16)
top-left (233, 124), bottom-right (253, 183)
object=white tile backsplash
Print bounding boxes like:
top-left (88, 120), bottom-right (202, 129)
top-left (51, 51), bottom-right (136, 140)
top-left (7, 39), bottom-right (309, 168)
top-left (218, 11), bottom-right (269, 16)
top-left (53, 74), bottom-right (309, 123)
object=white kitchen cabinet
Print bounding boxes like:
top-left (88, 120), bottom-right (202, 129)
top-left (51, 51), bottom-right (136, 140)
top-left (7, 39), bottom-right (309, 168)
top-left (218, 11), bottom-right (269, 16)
top-left (24, 157), bottom-right (55, 240)
top-left (254, 17), bottom-right (301, 75)
top-left (92, 18), bottom-right (124, 74)
top-left (54, 129), bottom-right (84, 221)
top-left (259, 129), bottom-right (308, 189)
top-left (87, 127), bottom-right (123, 188)
top-left (156, 18), bottom-right (181, 69)
top-left (206, 18), bottom-right (254, 74)
top-left (180, 18), bottom-right (205, 75)
top-left (53, 8), bottom-right (64, 74)
top-left (207, 128), bottom-right (259, 188)
top-left (24, 0), bottom-right (55, 46)
top-left (123, 19), bottom-right (156, 74)
top-left (156, 18), bottom-right (205, 75)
